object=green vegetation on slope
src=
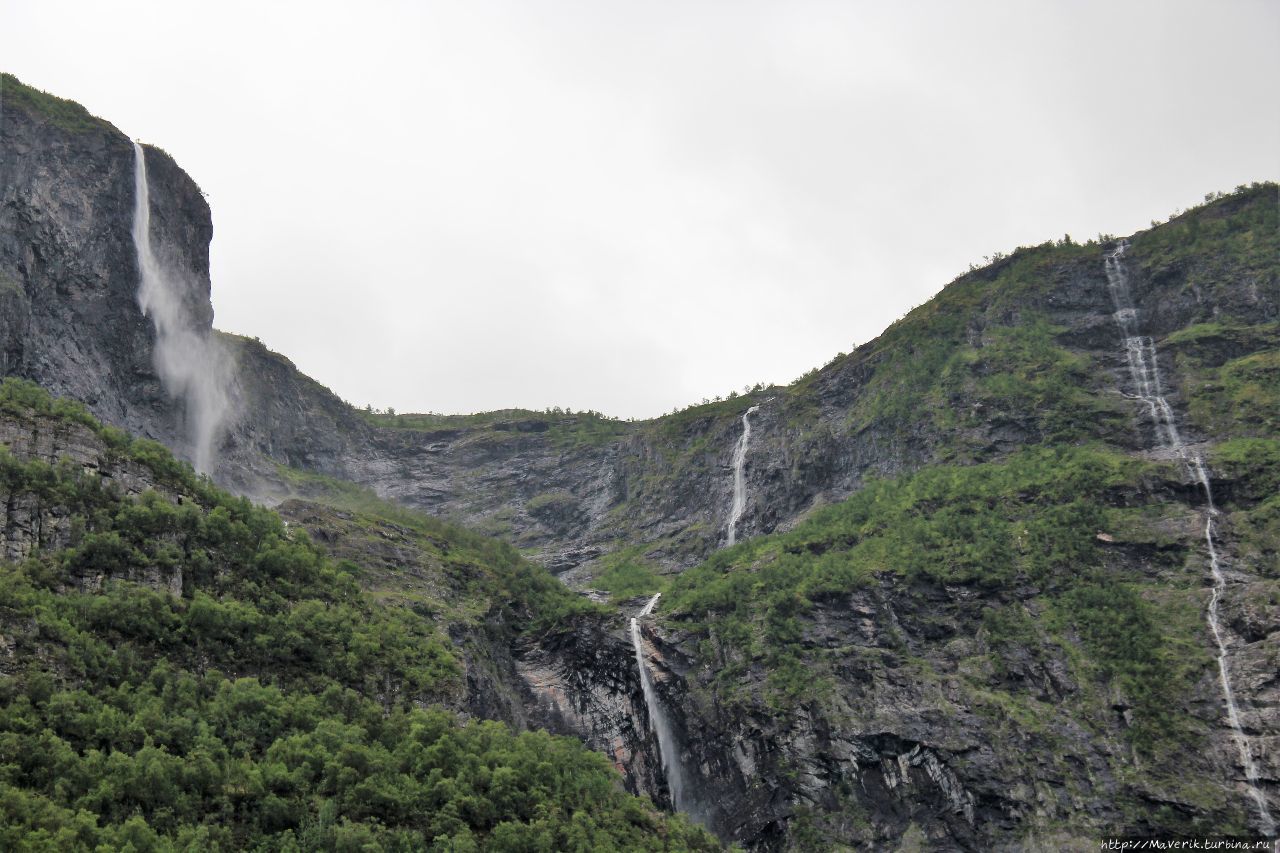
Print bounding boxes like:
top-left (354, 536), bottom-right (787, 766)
top-left (785, 238), bottom-right (1125, 454)
top-left (663, 445), bottom-right (1208, 752)
top-left (1210, 438), bottom-right (1280, 579)
top-left (937, 317), bottom-right (1123, 446)
top-left (0, 73), bottom-right (115, 134)
top-left (1164, 322), bottom-right (1280, 440)
top-left (0, 377), bottom-right (212, 494)
top-left (790, 185), bottom-right (1276, 451)
top-left (596, 210), bottom-right (1198, 547)
top-left (590, 545), bottom-right (670, 602)
top-left (1132, 184), bottom-right (1279, 297)
top-left (0, 380), bottom-right (715, 851)
top-left (271, 464), bottom-right (607, 634)
top-left (355, 408), bottom-right (631, 450)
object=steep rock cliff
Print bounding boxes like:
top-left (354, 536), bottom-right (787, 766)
top-left (6, 75), bottom-right (1274, 600)
top-left (3, 75), bottom-right (1278, 849)
top-left (273, 496), bottom-right (675, 806)
top-left (0, 74), bottom-right (212, 460)
top-left (214, 189), bottom-right (1278, 600)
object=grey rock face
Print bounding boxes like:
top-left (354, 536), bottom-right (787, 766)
top-left (636, 551), bottom-right (1279, 848)
top-left (514, 612), bottom-right (671, 805)
top-left (0, 84), bottom-right (212, 462)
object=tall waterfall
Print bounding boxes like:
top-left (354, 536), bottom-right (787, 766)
top-left (630, 593), bottom-right (688, 811)
top-left (1104, 241), bottom-right (1275, 835)
top-left (132, 142), bottom-right (230, 475)
top-left (726, 404), bottom-right (760, 546)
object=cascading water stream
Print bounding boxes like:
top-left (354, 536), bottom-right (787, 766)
top-left (1104, 241), bottom-right (1275, 835)
top-left (629, 401), bottom-right (768, 819)
top-left (726, 404), bottom-right (760, 546)
top-left (132, 141), bottom-right (230, 474)
top-left (630, 593), bottom-right (688, 812)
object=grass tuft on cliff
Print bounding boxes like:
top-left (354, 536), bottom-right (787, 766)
top-left (0, 73), bottom-right (116, 134)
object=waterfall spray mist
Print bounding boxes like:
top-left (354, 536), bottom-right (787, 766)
top-left (132, 142), bottom-right (231, 475)
top-left (1104, 241), bottom-right (1275, 836)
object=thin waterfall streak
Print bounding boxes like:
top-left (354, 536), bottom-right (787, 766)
top-left (630, 593), bottom-right (688, 812)
top-left (726, 405), bottom-right (760, 546)
top-left (1104, 241), bottom-right (1275, 835)
top-left (1192, 461), bottom-right (1276, 831)
top-left (131, 142), bottom-right (230, 474)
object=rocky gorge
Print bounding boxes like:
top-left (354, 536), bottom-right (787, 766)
top-left (2, 72), bottom-right (1278, 849)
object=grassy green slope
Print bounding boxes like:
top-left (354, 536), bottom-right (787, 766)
top-left (1, 73), bottom-right (118, 135)
top-left (0, 380), bottom-right (716, 852)
top-left (664, 445), bottom-right (1198, 734)
top-left (786, 184), bottom-right (1276, 456)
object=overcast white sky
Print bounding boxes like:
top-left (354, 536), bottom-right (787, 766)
top-left (4, 1), bottom-right (1278, 419)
